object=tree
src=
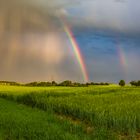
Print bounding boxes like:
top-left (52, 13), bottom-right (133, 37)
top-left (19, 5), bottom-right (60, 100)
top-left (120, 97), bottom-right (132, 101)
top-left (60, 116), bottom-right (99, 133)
top-left (138, 81), bottom-right (140, 86)
top-left (52, 81), bottom-right (57, 86)
top-left (59, 80), bottom-right (72, 86)
top-left (119, 80), bottom-right (125, 87)
top-left (130, 81), bottom-right (137, 86)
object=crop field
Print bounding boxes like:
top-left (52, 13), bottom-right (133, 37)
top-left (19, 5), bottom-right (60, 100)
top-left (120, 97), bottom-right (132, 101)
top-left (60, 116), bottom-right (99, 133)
top-left (0, 85), bottom-right (140, 140)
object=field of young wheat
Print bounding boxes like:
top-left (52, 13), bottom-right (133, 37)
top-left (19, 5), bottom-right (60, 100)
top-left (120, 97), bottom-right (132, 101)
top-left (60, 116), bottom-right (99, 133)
top-left (0, 85), bottom-right (140, 140)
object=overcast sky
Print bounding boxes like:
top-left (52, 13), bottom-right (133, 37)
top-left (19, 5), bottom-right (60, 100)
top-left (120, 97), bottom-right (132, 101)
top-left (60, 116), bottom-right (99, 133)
top-left (0, 0), bottom-right (140, 83)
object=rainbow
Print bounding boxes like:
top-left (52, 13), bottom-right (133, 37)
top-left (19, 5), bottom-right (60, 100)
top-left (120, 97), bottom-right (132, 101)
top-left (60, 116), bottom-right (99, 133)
top-left (116, 44), bottom-right (127, 78)
top-left (118, 47), bottom-right (126, 68)
top-left (60, 17), bottom-right (89, 82)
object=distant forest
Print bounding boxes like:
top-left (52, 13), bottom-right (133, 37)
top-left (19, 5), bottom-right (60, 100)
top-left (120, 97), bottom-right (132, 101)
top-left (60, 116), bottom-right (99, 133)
top-left (0, 80), bottom-right (109, 87)
top-left (0, 80), bottom-right (140, 87)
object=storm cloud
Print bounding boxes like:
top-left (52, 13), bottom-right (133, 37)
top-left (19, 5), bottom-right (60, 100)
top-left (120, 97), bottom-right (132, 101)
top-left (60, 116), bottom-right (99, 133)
top-left (0, 0), bottom-right (140, 82)
top-left (0, 0), bottom-right (84, 82)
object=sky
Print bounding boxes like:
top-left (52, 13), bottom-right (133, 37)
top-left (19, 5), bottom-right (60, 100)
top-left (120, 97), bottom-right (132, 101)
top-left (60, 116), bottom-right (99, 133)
top-left (0, 0), bottom-right (140, 83)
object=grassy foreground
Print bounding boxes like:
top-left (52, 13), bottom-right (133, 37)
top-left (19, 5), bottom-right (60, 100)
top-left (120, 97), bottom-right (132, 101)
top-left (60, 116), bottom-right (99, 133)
top-left (0, 98), bottom-right (91, 140)
top-left (0, 85), bottom-right (140, 140)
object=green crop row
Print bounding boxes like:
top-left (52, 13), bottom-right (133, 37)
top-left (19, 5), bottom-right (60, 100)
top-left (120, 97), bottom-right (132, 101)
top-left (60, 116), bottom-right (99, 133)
top-left (0, 98), bottom-right (92, 140)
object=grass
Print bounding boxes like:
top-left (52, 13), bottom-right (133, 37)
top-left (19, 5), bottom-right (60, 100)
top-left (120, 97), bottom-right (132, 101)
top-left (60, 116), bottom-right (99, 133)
top-left (0, 98), bottom-right (92, 140)
top-left (0, 85), bottom-right (140, 139)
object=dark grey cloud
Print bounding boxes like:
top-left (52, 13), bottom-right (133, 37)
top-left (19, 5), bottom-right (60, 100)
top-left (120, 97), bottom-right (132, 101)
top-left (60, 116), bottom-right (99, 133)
top-left (64, 0), bottom-right (140, 35)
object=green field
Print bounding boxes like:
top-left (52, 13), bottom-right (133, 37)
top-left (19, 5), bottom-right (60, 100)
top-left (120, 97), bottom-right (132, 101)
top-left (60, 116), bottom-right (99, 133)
top-left (0, 85), bottom-right (140, 140)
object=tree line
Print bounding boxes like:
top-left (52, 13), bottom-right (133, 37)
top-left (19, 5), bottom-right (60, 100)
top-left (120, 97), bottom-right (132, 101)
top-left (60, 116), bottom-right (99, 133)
top-left (119, 80), bottom-right (140, 87)
top-left (1, 80), bottom-right (140, 87)
top-left (24, 81), bottom-right (110, 87)
top-left (0, 81), bottom-right (20, 86)
top-left (0, 80), bottom-right (110, 87)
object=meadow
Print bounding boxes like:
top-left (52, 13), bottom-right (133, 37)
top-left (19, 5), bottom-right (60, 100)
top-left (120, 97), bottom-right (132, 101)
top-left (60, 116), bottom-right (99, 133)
top-left (0, 85), bottom-right (140, 140)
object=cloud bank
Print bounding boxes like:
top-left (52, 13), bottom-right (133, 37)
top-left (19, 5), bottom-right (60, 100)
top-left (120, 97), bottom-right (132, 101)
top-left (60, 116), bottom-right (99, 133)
top-left (63, 0), bottom-right (140, 35)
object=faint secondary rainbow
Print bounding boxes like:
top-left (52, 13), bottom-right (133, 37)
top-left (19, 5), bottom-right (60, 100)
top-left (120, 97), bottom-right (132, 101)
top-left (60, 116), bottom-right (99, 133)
top-left (118, 47), bottom-right (126, 68)
top-left (116, 43), bottom-right (127, 78)
top-left (59, 17), bottom-right (89, 82)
